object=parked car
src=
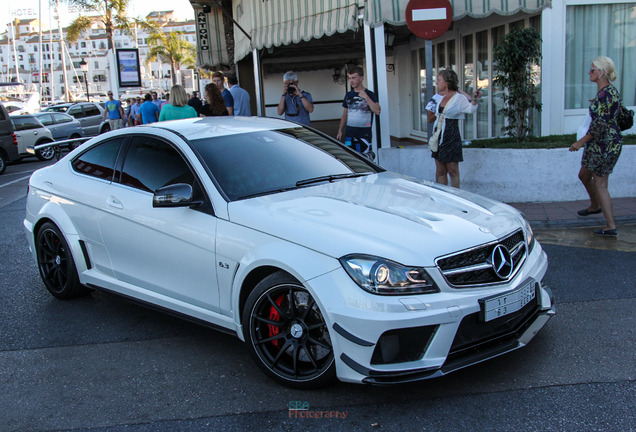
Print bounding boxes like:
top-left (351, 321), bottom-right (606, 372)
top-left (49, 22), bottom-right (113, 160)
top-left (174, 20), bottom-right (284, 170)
top-left (42, 102), bottom-right (108, 136)
top-left (24, 117), bottom-right (555, 389)
top-left (0, 102), bottom-right (19, 174)
top-left (10, 114), bottom-right (55, 161)
top-left (34, 112), bottom-right (85, 148)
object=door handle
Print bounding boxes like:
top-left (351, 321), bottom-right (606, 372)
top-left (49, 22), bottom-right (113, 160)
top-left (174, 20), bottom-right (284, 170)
top-left (106, 196), bottom-right (123, 210)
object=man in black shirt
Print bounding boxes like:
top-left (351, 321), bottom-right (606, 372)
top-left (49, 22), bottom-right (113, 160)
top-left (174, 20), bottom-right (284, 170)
top-left (188, 91), bottom-right (203, 115)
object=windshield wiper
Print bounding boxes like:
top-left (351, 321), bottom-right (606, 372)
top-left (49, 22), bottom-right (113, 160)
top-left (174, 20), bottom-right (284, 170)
top-left (236, 188), bottom-right (294, 200)
top-left (295, 172), bottom-right (372, 187)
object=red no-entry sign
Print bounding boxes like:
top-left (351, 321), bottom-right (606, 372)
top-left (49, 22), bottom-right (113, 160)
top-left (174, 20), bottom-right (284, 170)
top-left (406, 0), bottom-right (453, 40)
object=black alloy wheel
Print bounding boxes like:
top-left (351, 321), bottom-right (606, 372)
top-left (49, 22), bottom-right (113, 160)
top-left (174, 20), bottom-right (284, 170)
top-left (243, 271), bottom-right (336, 389)
top-left (36, 222), bottom-right (91, 299)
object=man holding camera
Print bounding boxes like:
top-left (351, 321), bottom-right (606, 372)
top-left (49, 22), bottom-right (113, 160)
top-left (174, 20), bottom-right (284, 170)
top-left (277, 71), bottom-right (314, 126)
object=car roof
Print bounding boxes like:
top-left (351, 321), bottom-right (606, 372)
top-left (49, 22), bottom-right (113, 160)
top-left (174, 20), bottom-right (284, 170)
top-left (10, 114), bottom-right (36, 119)
top-left (143, 116), bottom-right (302, 141)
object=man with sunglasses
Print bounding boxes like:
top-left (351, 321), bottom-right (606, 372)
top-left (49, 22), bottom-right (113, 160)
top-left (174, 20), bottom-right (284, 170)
top-left (277, 71), bottom-right (314, 126)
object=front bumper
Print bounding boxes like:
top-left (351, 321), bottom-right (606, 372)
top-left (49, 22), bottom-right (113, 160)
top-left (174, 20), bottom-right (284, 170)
top-left (307, 245), bottom-right (554, 385)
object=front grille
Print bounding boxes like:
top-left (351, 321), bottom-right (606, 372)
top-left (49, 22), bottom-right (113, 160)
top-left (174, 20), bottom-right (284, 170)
top-left (437, 230), bottom-right (526, 287)
top-left (371, 325), bottom-right (438, 365)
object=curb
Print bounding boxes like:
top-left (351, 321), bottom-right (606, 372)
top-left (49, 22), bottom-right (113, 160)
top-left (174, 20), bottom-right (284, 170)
top-left (529, 215), bottom-right (636, 229)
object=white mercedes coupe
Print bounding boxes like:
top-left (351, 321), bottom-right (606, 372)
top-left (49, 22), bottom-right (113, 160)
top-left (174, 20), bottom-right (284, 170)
top-left (24, 117), bottom-right (555, 389)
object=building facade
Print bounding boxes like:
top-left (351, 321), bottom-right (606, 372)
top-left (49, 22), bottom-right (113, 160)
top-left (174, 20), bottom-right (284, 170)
top-left (191, 0), bottom-right (635, 142)
top-left (0, 12), bottom-right (199, 102)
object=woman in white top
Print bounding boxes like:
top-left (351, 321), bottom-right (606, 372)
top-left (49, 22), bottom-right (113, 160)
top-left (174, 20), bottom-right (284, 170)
top-left (426, 69), bottom-right (481, 188)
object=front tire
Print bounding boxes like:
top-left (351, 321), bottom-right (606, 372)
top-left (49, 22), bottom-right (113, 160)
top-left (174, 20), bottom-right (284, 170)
top-left (35, 140), bottom-right (56, 161)
top-left (243, 271), bottom-right (337, 389)
top-left (36, 222), bottom-right (91, 299)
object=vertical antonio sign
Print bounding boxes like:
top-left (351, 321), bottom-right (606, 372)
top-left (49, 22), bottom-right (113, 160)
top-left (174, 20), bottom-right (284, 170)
top-left (195, 7), bottom-right (229, 69)
top-left (115, 49), bottom-right (142, 88)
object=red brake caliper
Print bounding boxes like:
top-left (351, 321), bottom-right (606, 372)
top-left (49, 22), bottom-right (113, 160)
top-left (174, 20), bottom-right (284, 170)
top-left (268, 295), bottom-right (285, 348)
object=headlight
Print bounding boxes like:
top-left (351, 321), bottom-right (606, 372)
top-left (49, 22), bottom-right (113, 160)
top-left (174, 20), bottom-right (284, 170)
top-left (521, 213), bottom-right (536, 252)
top-left (339, 254), bottom-right (439, 295)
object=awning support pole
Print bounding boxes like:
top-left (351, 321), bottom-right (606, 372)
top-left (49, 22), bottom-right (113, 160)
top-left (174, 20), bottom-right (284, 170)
top-left (253, 47), bottom-right (264, 116)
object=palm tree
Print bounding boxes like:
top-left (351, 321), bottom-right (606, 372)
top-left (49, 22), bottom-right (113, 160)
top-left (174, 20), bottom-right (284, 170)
top-left (146, 31), bottom-right (196, 86)
top-left (66, 0), bottom-right (157, 50)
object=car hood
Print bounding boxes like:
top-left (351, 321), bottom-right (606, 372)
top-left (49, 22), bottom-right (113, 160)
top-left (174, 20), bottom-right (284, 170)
top-left (227, 172), bottom-right (525, 265)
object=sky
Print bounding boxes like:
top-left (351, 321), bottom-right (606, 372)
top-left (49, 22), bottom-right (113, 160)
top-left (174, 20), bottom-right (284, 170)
top-left (2, 0), bottom-right (195, 34)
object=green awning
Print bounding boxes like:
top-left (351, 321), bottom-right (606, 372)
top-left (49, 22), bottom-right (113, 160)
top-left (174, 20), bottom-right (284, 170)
top-left (365, 0), bottom-right (551, 26)
top-left (234, 0), bottom-right (362, 62)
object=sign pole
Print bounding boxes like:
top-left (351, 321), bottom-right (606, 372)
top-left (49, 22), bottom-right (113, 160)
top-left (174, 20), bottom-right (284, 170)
top-left (426, 39), bottom-right (434, 138)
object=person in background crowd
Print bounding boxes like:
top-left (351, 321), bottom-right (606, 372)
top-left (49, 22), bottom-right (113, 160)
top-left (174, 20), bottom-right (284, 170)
top-left (151, 91), bottom-right (163, 113)
top-left (200, 83), bottom-right (229, 117)
top-left (103, 90), bottom-right (125, 130)
top-left (277, 71), bottom-right (313, 126)
top-left (159, 85), bottom-right (198, 121)
top-left (569, 56), bottom-right (623, 237)
top-left (188, 90), bottom-right (203, 115)
top-left (124, 98), bottom-right (133, 127)
top-left (140, 93), bottom-right (160, 124)
top-left (161, 93), bottom-right (170, 108)
top-left (337, 67), bottom-right (381, 159)
top-left (212, 72), bottom-right (234, 116)
top-left (426, 69), bottom-right (481, 189)
top-left (226, 73), bottom-right (251, 116)
top-left (130, 97), bottom-right (142, 126)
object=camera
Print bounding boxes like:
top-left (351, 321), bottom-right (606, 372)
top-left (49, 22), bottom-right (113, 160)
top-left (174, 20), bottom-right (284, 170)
top-left (287, 85), bottom-right (296, 94)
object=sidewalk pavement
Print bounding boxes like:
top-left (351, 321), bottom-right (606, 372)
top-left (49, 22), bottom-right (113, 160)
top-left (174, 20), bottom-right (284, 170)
top-left (508, 197), bottom-right (636, 229)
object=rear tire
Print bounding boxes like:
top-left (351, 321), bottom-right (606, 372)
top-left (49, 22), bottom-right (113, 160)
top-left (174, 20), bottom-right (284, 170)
top-left (69, 134), bottom-right (81, 150)
top-left (0, 152), bottom-right (6, 174)
top-left (35, 140), bottom-right (56, 161)
top-left (36, 222), bottom-right (92, 299)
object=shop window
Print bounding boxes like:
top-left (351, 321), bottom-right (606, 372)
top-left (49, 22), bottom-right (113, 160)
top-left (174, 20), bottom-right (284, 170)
top-left (565, 3), bottom-right (636, 108)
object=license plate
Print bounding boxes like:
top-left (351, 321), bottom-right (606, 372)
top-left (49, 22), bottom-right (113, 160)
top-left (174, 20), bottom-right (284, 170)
top-left (480, 281), bottom-right (536, 322)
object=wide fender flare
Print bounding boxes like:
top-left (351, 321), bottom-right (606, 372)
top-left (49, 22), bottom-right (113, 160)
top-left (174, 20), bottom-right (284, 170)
top-left (29, 199), bottom-right (87, 273)
top-left (231, 241), bottom-right (340, 337)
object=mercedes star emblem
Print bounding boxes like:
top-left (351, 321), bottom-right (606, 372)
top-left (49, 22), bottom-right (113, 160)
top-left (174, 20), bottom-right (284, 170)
top-left (490, 245), bottom-right (513, 279)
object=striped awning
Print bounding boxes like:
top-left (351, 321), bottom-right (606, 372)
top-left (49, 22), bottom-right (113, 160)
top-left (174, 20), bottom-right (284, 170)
top-left (194, 6), bottom-right (230, 69)
top-left (365, 0), bottom-right (551, 26)
top-left (234, 0), bottom-right (362, 62)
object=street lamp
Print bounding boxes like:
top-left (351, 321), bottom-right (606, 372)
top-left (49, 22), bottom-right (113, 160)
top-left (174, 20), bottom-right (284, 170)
top-left (79, 58), bottom-right (89, 102)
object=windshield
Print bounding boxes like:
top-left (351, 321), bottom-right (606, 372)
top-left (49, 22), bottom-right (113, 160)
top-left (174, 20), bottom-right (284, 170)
top-left (190, 127), bottom-right (381, 201)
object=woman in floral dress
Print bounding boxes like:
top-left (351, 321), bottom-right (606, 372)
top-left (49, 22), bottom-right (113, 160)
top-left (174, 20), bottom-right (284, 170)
top-left (569, 56), bottom-right (623, 236)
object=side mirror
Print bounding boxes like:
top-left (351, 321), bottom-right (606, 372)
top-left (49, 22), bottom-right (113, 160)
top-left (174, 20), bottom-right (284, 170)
top-left (153, 183), bottom-right (202, 208)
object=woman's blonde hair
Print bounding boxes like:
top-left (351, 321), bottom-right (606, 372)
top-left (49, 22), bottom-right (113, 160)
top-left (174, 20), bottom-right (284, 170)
top-left (592, 56), bottom-right (618, 82)
top-left (169, 85), bottom-right (188, 107)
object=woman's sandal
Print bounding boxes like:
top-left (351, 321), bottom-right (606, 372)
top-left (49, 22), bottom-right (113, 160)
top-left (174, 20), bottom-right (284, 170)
top-left (593, 228), bottom-right (618, 237)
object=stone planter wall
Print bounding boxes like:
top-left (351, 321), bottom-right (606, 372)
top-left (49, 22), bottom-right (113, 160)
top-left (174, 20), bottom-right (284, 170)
top-left (377, 145), bottom-right (636, 203)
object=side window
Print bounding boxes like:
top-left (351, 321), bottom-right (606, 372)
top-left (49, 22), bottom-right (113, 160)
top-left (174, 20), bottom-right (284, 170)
top-left (71, 138), bottom-right (123, 181)
top-left (53, 113), bottom-right (73, 123)
top-left (38, 114), bottom-right (54, 126)
top-left (84, 104), bottom-right (101, 117)
top-left (20, 118), bottom-right (42, 130)
top-left (0, 107), bottom-right (6, 121)
top-left (120, 137), bottom-right (194, 193)
top-left (68, 106), bottom-right (84, 118)
top-left (11, 118), bottom-right (26, 131)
